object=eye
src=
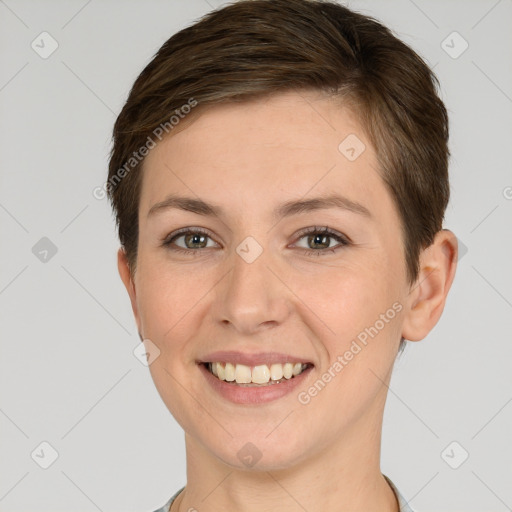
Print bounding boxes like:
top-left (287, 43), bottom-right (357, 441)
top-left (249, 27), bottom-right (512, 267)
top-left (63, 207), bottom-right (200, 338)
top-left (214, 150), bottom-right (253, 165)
top-left (293, 226), bottom-right (350, 256)
top-left (162, 227), bottom-right (218, 254)
top-left (161, 225), bottom-right (350, 257)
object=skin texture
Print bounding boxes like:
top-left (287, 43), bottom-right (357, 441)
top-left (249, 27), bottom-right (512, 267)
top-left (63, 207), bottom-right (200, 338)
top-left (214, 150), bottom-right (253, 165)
top-left (118, 90), bottom-right (458, 512)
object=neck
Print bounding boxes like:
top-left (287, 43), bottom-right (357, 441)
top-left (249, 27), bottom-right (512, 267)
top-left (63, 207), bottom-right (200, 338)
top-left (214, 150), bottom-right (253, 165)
top-left (174, 400), bottom-right (399, 512)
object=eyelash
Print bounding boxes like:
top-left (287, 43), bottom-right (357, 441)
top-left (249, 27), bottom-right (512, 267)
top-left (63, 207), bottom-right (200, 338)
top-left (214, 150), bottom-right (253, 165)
top-left (161, 226), bottom-right (350, 257)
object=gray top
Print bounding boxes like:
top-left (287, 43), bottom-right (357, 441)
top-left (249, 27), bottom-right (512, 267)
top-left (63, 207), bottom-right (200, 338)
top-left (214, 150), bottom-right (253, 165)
top-left (152, 476), bottom-right (415, 512)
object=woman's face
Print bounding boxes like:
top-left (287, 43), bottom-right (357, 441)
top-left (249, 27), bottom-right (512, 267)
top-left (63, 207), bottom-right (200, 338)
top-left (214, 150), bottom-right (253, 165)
top-left (121, 90), bottom-right (413, 470)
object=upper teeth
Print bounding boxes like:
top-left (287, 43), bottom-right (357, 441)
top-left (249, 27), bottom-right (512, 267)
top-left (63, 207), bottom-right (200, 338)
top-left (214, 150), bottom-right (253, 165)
top-left (209, 362), bottom-right (307, 384)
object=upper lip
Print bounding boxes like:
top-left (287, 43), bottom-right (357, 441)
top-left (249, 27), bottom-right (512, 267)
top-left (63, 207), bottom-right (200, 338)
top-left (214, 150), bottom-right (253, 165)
top-left (197, 351), bottom-right (314, 367)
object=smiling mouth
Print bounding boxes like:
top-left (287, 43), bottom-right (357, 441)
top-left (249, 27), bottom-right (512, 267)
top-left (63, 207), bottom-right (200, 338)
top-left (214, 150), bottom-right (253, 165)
top-left (202, 361), bottom-right (313, 386)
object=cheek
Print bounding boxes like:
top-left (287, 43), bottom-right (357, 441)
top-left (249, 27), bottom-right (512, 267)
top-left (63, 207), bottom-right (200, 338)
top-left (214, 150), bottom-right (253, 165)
top-left (135, 266), bottom-right (205, 423)
top-left (134, 257), bottom-right (224, 366)
top-left (297, 270), bottom-right (403, 424)
top-left (299, 263), bottom-right (404, 407)
top-left (135, 264), bottom-right (193, 343)
top-left (299, 260), bottom-right (400, 340)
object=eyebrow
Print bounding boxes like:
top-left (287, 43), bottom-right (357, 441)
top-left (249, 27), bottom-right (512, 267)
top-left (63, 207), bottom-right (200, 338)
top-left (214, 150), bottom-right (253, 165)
top-left (147, 193), bottom-right (371, 220)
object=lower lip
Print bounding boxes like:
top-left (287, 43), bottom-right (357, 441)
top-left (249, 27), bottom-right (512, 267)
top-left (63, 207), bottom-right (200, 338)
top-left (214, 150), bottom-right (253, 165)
top-left (198, 363), bottom-right (313, 405)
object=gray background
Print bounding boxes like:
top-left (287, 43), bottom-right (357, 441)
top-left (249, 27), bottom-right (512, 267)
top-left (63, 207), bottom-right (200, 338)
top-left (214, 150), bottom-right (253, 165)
top-left (0, 0), bottom-right (511, 511)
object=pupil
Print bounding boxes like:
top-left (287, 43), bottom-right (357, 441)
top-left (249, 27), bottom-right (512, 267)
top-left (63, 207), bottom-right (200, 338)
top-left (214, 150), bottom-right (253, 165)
top-left (187, 234), bottom-right (206, 248)
top-left (311, 234), bottom-right (328, 249)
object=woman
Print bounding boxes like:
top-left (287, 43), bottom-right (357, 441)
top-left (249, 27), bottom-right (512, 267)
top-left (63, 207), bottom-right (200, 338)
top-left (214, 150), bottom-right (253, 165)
top-left (106, 1), bottom-right (458, 510)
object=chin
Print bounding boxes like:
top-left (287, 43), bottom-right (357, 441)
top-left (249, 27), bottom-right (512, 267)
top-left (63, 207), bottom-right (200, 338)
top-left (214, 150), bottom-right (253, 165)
top-left (207, 431), bottom-right (312, 472)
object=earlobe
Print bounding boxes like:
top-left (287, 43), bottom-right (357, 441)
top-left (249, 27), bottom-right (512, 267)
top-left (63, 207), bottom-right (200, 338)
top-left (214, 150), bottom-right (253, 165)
top-left (117, 248), bottom-right (141, 332)
top-left (401, 230), bottom-right (458, 342)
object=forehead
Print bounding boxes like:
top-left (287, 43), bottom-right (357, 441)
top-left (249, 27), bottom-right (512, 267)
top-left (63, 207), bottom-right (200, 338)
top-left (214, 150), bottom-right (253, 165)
top-left (139, 90), bottom-right (394, 222)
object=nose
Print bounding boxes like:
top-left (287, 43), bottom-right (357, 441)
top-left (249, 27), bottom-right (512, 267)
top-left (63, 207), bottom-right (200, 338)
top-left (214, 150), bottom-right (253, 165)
top-left (213, 243), bottom-right (292, 335)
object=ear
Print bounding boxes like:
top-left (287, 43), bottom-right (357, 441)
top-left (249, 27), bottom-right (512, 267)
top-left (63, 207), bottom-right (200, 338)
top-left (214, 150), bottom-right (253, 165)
top-left (402, 229), bottom-right (458, 342)
top-left (117, 248), bottom-right (142, 338)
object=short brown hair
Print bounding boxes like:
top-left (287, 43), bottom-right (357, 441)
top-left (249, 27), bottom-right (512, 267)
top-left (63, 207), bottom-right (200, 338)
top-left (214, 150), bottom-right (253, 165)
top-left (107, 0), bottom-right (450, 346)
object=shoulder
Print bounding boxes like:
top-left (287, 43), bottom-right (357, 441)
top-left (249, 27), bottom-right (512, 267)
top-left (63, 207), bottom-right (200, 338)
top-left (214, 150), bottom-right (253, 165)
top-left (153, 482), bottom-right (417, 512)
top-left (151, 487), bottom-right (184, 512)
top-left (384, 475), bottom-right (417, 512)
